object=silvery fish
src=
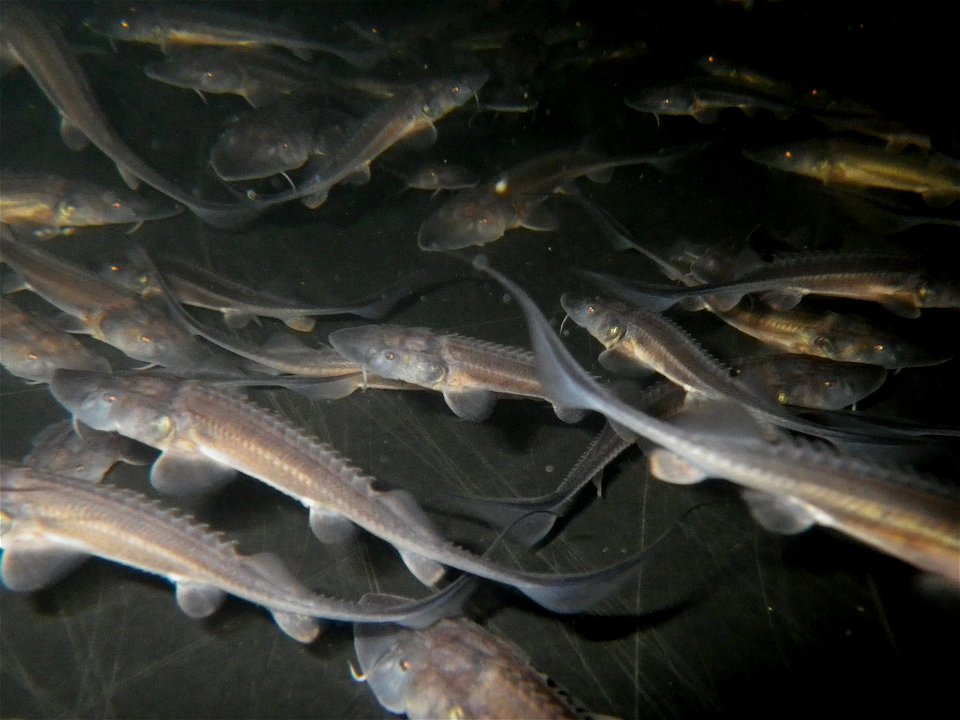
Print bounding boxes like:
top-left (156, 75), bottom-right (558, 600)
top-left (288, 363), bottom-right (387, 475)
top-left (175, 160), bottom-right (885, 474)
top-left (0, 297), bottom-right (111, 383)
top-left (744, 138), bottom-right (960, 206)
top-left (328, 324), bottom-right (586, 423)
top-left (0, 4), bottom-right (261, 228)
top-left (24, 419), bottom-right (154, 482)
top-left (0, 229), bottom-right (232, 372)
top-left (474, 258), bottom-right (960, 585)
top-left (417, 147), bottom-right (678, 251)
top-left (0, 465), bottom-right (471, 642)
top-left (246, 73), bottom-right (487, 209)
top-left (49, 369), bottom-right (668, 613)
top-left (84, 3), bottom-right (379, 67)
top-left (354, 603), bottom-right (585, 720)
top-left (0, 172), bottom-right (181, 238)
top-left (579, 253), bottom-right (960, 318)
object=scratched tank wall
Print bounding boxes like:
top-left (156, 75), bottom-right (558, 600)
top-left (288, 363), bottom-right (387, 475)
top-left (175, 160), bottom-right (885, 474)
top-left (2, 1), bottom-right (958, 718)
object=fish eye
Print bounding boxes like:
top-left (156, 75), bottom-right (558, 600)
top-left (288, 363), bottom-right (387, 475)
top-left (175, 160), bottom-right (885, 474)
top-left (112, 201), bottom-right (122, 209)
top-left (103, 393), bottom-right (117, 403)
top-left (384, 351), bottom-right (397, 361)
top-left (814, 336), bottom-right (833, 352)
top-left (784, 150), bottom-right (793, 159)
top-left (604, 324), bottom-right (622, 341)
top-left (140, 334), bottom-right (152, 344)
top-left (26, 352), bottom-right (39, 360)
top-left (452, 85), bottom-right (460, 93)
top-left (585, 305), bottom-right (596, 315)
top-left (917, 286), bottom-right (929, 301)
top-left (873, 343), bottom-right (885, 352)
top-left (110, 264), bottom-right (122, 273)
top-left (449, 706), bottom-right (466, 720)
top-left (776, 391), bottom-right (788, 404)
top-left (281, 142), bottom-right (289, 149)
top-left (398, 658), bottom-right (411, 672)
top-left (421, 103), bottom-right (431, 114)
top-left (120, 19), bottom-right (129, 29)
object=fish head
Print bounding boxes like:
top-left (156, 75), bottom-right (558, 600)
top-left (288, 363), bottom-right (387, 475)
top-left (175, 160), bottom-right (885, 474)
top-left (61, 188), bottom-right (181, 227)
top-left (420, 71), bottom-right (489, 120)
top-left (49, 370), bottom-right (180, 445)
top-left (328, 326), bottom-right (447, 388)
top-left (98, 309), bottom-right (200, 368)
top-left (627, 86), bottom-right (699, 116)
top-left (4, 333), bottom-right (111, 384)
top-left (100, 259), bottom-right (155, 296)
top-left (417, 195), bottom-right (510, 250)
top-left (144, 53), bottom-right (244, 94)
top-left (742, 141), bottom-right (828, 177)
top-left (560, 294), bottom-right (626, 348)
top-left (84, 10), bottom-right (157, 42)
top-left (210, 121), bottom-right (313, 181)
top-left (353, 622), bottom-right (415, 714)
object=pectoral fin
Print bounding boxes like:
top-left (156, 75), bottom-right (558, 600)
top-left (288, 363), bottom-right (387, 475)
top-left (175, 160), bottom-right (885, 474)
top-left (552, 405), bottom-right (587, 423)
top-left (222, 310), bottom-right (255, 329)
top-left (647, 448), bottom-right (709, 484)
top-left (272, 611), bottom-right (321, 643)
top-left (150, 451), bottom-right (236, 495)
top-left (741, 489), bottom-right (818, 534)
top-left (308, 506), bottom-right (358, 543)
top-left (59, 116), bottom-right (89, 151)
top-left (878, 297), bottom-right (921, 319)
top-left (1, 546), bottom-right (88, 591)
top-left (302, 191), bottom-right (329, 209)
top-left (282, 316), bottom-right (316, 332)
top-left (519, 203), bottom-right (559, 232)
top-left (116, 165), bottom-right (141, 191)
top-left (760, 289), bottom-right (804, 311)
top-left (376, 489), bottom-right (445, 586)
top-left (175, 582), bottom-right (226, 618)
top-left (442, 388), bottom-right (496, 421)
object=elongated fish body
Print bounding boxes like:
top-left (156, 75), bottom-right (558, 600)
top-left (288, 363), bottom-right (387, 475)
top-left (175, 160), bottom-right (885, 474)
top-left (211, 102), bottom-right (351, 181)
top-left (355, 609), bottom-right (581, 720)
top-left (103, 255), bottom-right (444, 332)
top-left (49, 369), bottom-right (664, 614)
top-left (24, 419), bottom-right (154, 482)
top-left (715, 301), bottom-right (950, 369)
top-left (744, 138), bottom-right (960, 205)
top-left (627, 81), bottom-right (796, 123)
top-left (0, 465), bottom-right (470, 640)
top-left (144, 47), bottom-right (330, 106)
top-left (476, 259), bottom-right (960, 584)
top-left (0, 4), bottom-right (261, 228)
top-left (0, 232), bottom-right (223, 371)
top-left (328, 324), bottom-right (586, 423)
top-left (248, 74), bottom-right (487, 209)
top-left (560, 294), bottom-right (806, 424)
top-left (0, 298), bottom-right (111, 383)
top-left (84, 4), bottom-right (379, 67)
top-left (418, 149), bottom-right (674, 250)
top-left (733, 354), bottom-right (887, 411)
top-left (0, 173), bottom-right (181, 238)
top-left (583, 254), bottom-right (960, 318)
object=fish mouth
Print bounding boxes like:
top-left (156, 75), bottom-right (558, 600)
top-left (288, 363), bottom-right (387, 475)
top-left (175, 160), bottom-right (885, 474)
top-left (327, 326), bottom-right (386, 364)
top-left (559, 292), bottom-right (592, 324)
top-left (48, 369), bottom-right (107, 414)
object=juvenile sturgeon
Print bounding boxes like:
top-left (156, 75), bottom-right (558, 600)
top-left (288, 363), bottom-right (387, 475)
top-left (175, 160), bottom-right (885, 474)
top-left (354, 601), bottom-right (584, 720)
top-left (580, 253), bottom-right (960, 318)
top-left (1, 4), bottom-right (261, 228)
top-left (328, 324), bottom-right (586, 423)
top-left (50, 369), bottom-right (668, 612)
top-left (0, 298), bottom-right (111, 383)
top-left (474, 258), bottom-right (960, 585)
top-left (0, 465), bottom-right (471, 642)
top-left (0, 230), bottom-right (231, 372)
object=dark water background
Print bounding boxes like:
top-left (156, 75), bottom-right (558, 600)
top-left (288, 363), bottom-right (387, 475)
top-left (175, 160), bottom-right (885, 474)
top-left (2, 1), bottom-right (959, 718)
